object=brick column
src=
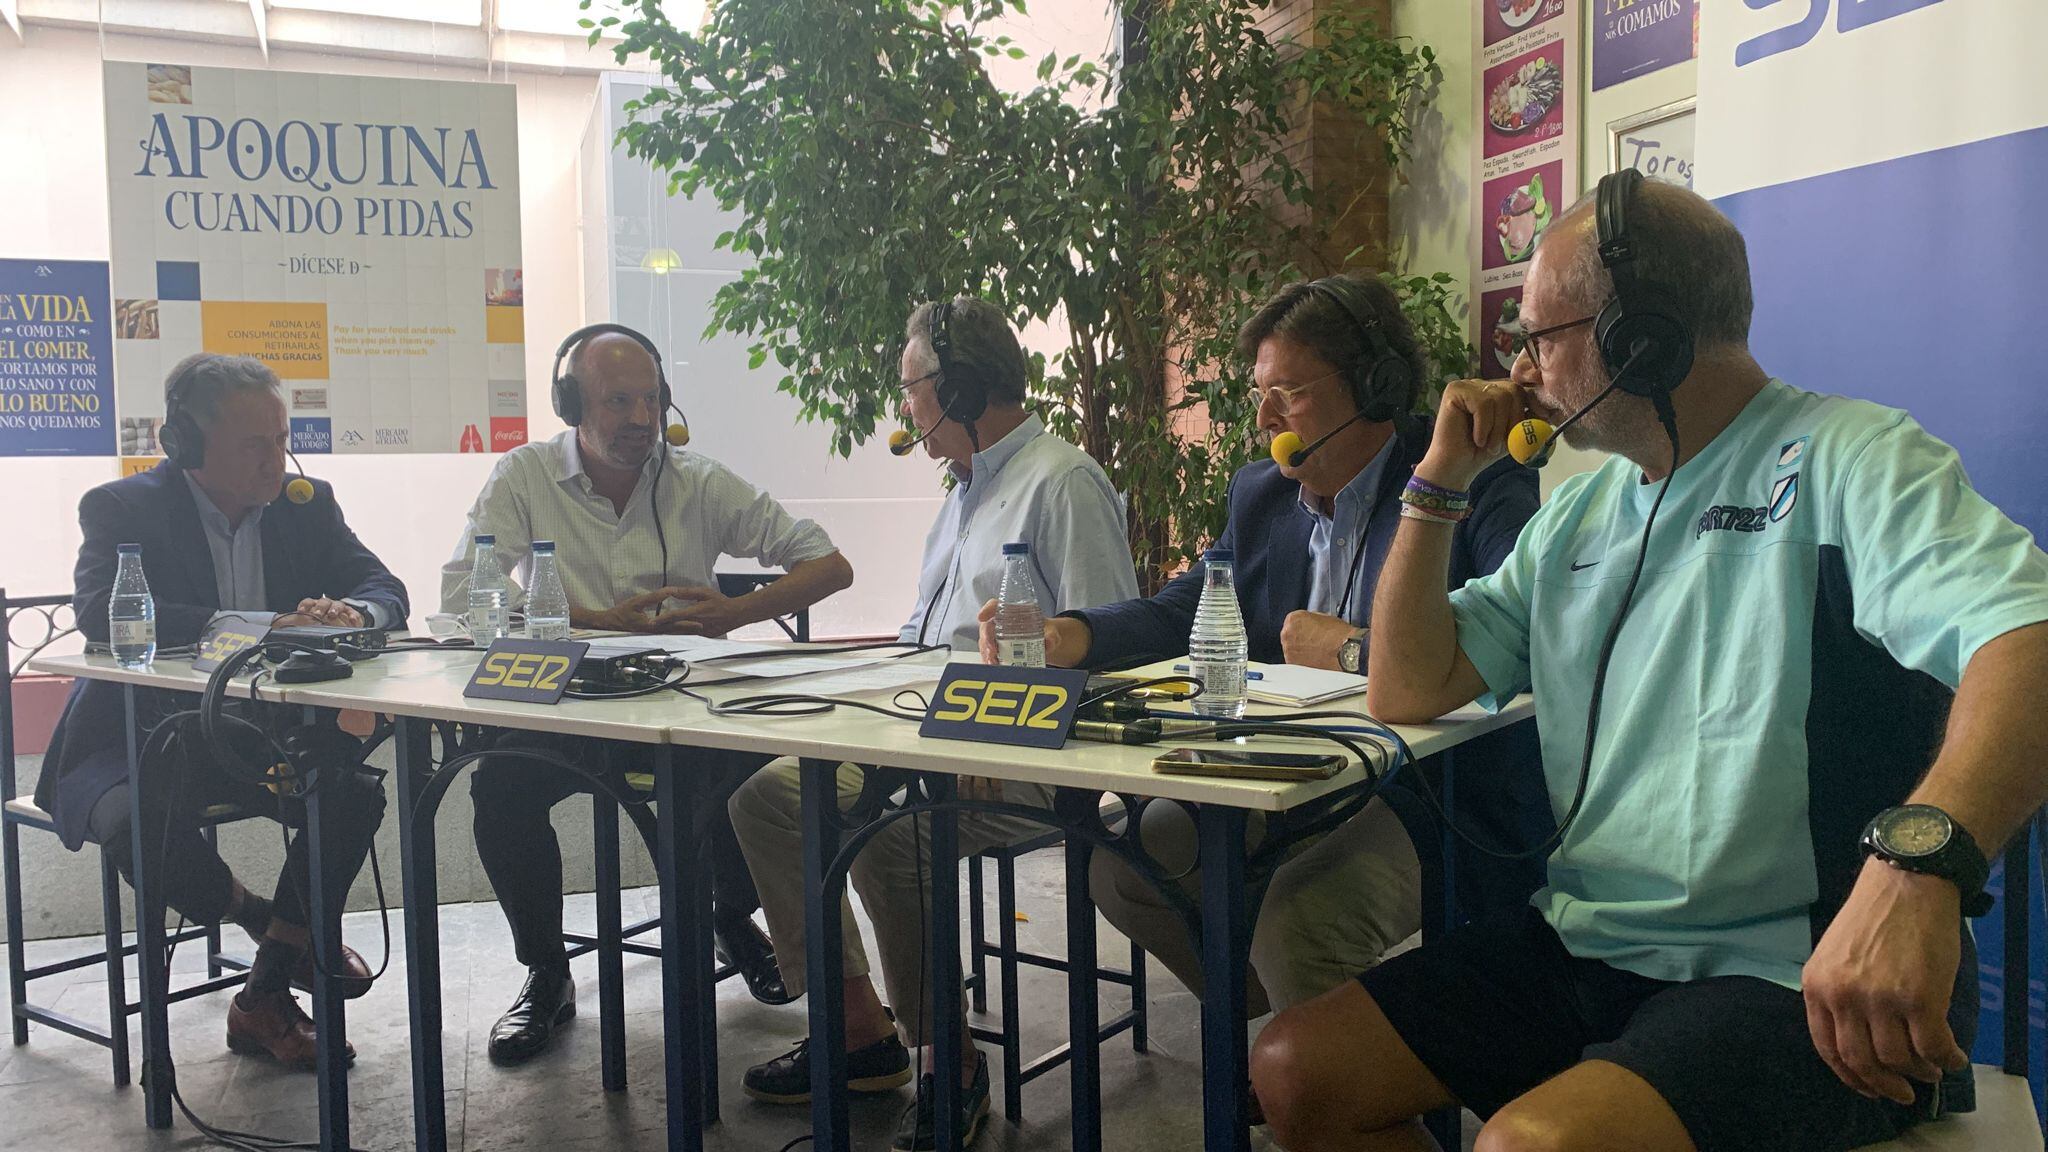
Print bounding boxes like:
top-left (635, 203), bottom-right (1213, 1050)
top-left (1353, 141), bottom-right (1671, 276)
top-left (1257, 0), bottom-right (1397, 273)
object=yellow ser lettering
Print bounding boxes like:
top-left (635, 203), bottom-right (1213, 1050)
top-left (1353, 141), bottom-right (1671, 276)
top-left (531, 655), bottom-right (570, 692)
top-left (504, 652), bottom-right (544, 688)
top-left (974, 682), bottom-right (1023, 725)
top-left (934, 678), bottom-right (986, 722)
top-left (1021, 685), bottom-right (1069, 730)
top-left (475, 651), bottom-right (515, 686)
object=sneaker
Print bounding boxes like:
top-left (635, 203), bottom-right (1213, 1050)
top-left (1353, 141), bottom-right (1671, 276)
top-left (742, 1031), bottom-right (913, 1105)
top-left (892, 1053), bottom-right (991, 1151)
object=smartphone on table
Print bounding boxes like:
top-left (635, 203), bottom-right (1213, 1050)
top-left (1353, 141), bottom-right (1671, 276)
top-left (1149, 747), bottom-right (1346, 782)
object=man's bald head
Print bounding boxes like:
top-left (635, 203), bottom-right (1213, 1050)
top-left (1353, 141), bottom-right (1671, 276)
top-left (1538, 178), bottom-right (1755, 353)
top-left (568, 329), bottom-right (665, 473)
top-left (572, 330), bottom-right (661, 390)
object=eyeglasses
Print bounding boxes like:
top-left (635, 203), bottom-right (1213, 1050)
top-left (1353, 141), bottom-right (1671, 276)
top-left (1520, 315), bottom-right (1596, 371)
top-left (1249, 367), bottom-right (1347, 414)
top-left (899, 368), bottom-right (941, 396)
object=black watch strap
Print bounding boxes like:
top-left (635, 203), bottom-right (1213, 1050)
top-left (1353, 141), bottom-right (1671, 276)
top-left (1863, 806), bottom-right (1994, 917)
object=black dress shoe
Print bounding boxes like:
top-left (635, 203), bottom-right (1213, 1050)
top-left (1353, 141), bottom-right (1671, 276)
top-left (715, 915), bottom-right (796, 1006)
top-left (488, 968), bottom-right (575, 1065)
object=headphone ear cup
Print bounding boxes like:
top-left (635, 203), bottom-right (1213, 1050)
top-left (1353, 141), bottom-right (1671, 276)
top-left (1357, 357), bottom-right (1414, 423)
top-left (1595, 287), bottom-right (1695, 397)
top-left (161, 411), bottom-right (203, 468)
top-left (553, 372), bottom-right (582, 426)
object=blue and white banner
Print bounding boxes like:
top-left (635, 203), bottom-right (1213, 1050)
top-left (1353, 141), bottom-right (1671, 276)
top-left (1699, 0), bottom-right (2048, 1109)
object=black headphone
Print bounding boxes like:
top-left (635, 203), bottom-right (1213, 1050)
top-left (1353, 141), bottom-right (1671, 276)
top-left (551, 322), bottom-right (689, 445)
top-left (1306, 276), bottom-right (1416, 423)
top-left (1593, 168), bottom-right (1695, 398)
top-left (928, 299), bottom-right (990, 430)
top-left (159, 357), bottom-right (212, 468)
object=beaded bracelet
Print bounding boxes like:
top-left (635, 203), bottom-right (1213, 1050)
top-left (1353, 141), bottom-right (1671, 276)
top-left (1400, 477), bottom-right (1471, 517)
top-left (1405, 475), bottom-right (1470, 503)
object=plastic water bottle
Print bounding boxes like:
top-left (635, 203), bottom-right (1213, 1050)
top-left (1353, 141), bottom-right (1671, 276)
top-left (467, 534), bottom-right (508, 645)
top-left (1187, 547), bottom-right (1248, 718)
top-left (109, 543), bottom-right (157, 669)
top-left (525, 541), bottom-right (571, 641)
top-left (993, 542), bottom-right (1046, 667)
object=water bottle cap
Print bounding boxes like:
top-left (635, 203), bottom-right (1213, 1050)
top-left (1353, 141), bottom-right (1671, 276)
top-left (533, 540), bottom-right (555, 552)
top-left (1002, 542), bottom-right (1030, 556)
top-left (1203, 548), bottom-right (1234, 563)
top-left (118, 542), bottom-right (142, 554)
top-left (474, 534), bottom-right (495, 545)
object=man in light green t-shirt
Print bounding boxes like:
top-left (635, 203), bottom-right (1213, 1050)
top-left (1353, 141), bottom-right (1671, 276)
top-left (1248, 175), bottom-right (2048, 1152)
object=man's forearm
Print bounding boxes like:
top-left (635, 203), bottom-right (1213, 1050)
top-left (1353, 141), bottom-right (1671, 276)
top-left (1365, 515), bottom-right (1465, 721)
top-left (733, 552), bottom-right (854, 628)
top-left (1905, 621), bottom-right (2048, 854)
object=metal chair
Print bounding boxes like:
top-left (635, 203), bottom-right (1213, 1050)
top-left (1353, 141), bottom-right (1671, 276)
top-left (965, 805), bottom-right (1148, 1123)
top-left (2, 589), bottom-right (254, 1084)
top-left (714, 571), bottom-right (813, 642)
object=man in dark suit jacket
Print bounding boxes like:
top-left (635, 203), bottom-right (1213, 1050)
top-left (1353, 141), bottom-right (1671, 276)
top-left (41, 354), bottom-right (406, 1070)
top-left (982, 274), bottom-right (1550, 1015)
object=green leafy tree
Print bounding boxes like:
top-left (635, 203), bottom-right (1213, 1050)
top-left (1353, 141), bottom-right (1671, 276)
top-left (593, 0), bottom-right (1453, 588)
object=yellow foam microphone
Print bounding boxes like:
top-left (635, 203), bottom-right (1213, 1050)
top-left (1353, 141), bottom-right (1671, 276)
top-left (1507, 417), bottom-right (1556, 467)
top-left (665, 422), bottom-right (690, 447)
top-left (1269, 430), bottom-right (1305, 468)
top-left (888, 428), bottom-right (917, 456)
top-left (284, 449), bottom-right (315, 504)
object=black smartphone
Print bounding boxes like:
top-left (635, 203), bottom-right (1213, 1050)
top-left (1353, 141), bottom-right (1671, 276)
top-left (1149, 747), bottom-right (1346, 781)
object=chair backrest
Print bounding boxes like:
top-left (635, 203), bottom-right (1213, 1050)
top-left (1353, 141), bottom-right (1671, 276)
top-left (1, 590), bottom-right (76, 806)
top-left (714, 572), bottom-right (811, 642)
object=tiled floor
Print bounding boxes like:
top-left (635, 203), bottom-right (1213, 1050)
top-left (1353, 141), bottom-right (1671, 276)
top-left (0, 855), bottom-right (1479, 1151)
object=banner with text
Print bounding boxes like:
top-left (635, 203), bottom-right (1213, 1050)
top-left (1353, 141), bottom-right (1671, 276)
top-left (1699, 0), bottom-right (2048, 1105)
top-left (1474, 0), bottom-right (1579, 379)
top-left (0, 259), bottom-right (114, 456)
top-left (103, 63), bottom-right (526, 469)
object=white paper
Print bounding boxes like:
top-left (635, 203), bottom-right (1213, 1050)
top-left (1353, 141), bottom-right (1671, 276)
top-left (770, 661), bottom-right (944, 697)
top-left (581, 635), bottom-right (785, 661)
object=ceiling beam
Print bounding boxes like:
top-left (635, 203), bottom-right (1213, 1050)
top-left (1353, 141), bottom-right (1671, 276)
top-left (248, 0), bottom-right (268, 58)
top-left (2, 0), bottom-right (23, 42)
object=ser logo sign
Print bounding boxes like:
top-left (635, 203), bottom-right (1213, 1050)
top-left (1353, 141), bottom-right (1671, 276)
top-left (464, 638), bottom-right (589, 705)
top-left (919, 663), bottom-right (1090, 751)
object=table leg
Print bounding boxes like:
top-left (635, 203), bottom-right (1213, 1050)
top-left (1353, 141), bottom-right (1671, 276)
top-left (692, 762), bottom-right (720, 1125)
top-left (803, 758), bottom-right (850, 1152)
top-left (928, 775), bottom-right (962, 1152)
top-left (593, 785), bottom-right (627, 1093)
top-left (395, 718), bottom-right (447, 1152)
top-left (126, 685), bottom-right (172, 1130)
top-left (654, 748), bottom-right (705, 1152)
top-left (305, 709), bottom-right (352, 1152)
top-left (1063, 791), bottom-right (1103, 1152)
top-left (1197, 804), bottom-right (1250, 1152)
top-left (1425, 751), bottom-right (1461, 1152)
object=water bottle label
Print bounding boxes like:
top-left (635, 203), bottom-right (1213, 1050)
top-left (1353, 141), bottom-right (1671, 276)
top-left (111, 619), bottom-right (155, 646)
top-left (999, 637), bottom-right (1047, 668)
top-left (528, 621), bottom-right (571, 641)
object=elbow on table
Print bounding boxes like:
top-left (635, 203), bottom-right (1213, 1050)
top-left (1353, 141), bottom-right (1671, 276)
top-left (1367, 679), bottom-right (1451, 726)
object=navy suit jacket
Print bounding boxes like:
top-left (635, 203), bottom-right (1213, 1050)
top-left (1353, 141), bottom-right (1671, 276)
top-left (37, 463), bottom-right (408, 847)
top-left (1070, 423), bottom-right (1556, 909)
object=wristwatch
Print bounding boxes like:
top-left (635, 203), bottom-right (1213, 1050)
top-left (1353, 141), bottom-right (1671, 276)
top-left (1338, 628), bottom-right (1367, 675)
top-left (1859, 804), bottom-right (1994, 917)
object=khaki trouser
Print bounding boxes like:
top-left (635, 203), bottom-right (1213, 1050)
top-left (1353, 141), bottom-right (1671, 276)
top-left (1089, 796), bottom-right (1420, 1016)
top-left (730, 758), bottom-right (1053, 1047)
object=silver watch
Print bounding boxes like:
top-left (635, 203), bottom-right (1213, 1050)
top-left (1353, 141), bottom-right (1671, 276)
top-left (1338, 629), bottom-right (1367, 674)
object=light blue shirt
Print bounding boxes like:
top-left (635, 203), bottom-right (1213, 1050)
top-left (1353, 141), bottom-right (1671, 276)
top-left (182, 473), bottom-right (393, 630)
top-left (1303, 436), bottom-right (1394, 626)
top-left (1449, 380), bottom-right (2048, 989)
top-left (900, 414), bottom-right (1140, 653)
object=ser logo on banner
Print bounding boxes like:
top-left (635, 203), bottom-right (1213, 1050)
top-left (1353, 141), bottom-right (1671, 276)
top-left (465, 638), bottom-right (588, 705)
top-left (1737, 0), bottom-right (1944, 67)
top-left (919, 663), bottom-right (1090, 751)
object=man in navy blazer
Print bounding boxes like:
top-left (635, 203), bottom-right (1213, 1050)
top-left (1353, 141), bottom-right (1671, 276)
top-left (984, 274), bottom-right (1549, 1015)
top-left (40, 354), bottom-right (405, 1070)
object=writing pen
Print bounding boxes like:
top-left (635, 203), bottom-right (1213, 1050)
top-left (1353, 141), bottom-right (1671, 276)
top-left (1172, 663), bottom-right (1263, 681)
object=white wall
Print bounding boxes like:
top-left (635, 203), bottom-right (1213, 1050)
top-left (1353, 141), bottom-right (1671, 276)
top-left (0, 26), bottom-right (609, 628)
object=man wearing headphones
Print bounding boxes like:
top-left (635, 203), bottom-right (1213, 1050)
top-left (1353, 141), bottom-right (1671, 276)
top-left (43, 353), bottom-right (405, 1069)
top-left (442, 326), bottom-right (854, 1063)
top-left (727, 297), bottom-right (1136, 1150)
top-left (987, 273), bottom-right (1545, 1021)
top-left (1252, 177), bottom-right (2048, 1152)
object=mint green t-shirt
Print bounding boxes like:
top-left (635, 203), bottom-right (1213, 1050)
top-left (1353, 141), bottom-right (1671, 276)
top-left (1450, 379), bottom-right (2048, 989)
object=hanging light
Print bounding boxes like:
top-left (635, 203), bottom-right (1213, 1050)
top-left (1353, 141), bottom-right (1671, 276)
top-left (640, 247), bottom-right (683, 275)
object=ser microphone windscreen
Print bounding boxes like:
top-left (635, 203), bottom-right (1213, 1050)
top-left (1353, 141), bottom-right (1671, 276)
top-left (285, 477), bottom-right (315, 504)
top-left (1269, 431), bottom-right (1305, 468)
top-left (888, 428), bottom-right (916, 456)
top-left (1508, 418), bottom-right (1555, 467)
top-left (665, 422), bottom-right (690, 447)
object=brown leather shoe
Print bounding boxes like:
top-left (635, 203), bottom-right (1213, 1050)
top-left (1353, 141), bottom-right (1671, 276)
top-left (290, 942), bottom-right (374, 1000)
top-left (226, 990), bottom-right (356, 1071)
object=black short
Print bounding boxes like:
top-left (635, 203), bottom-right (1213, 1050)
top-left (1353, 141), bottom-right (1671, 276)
top-left (1360, 906), bottom-right (1921, 1152)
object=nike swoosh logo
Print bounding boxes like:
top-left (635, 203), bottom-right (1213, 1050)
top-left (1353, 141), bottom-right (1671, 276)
top-left (1570, 560), bottom-right (1599, 571)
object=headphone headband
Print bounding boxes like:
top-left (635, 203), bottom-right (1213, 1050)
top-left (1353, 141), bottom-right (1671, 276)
top-left (925, 297), bottom-right (988, 428)
top-left (1305, 276), bottom-right (1414, 423)
top-left (551, 322), bottom-right (674, 428)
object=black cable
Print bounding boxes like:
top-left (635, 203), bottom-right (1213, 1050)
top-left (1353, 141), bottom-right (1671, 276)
top-left (1078, 675), bottom-right (1204, 711)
